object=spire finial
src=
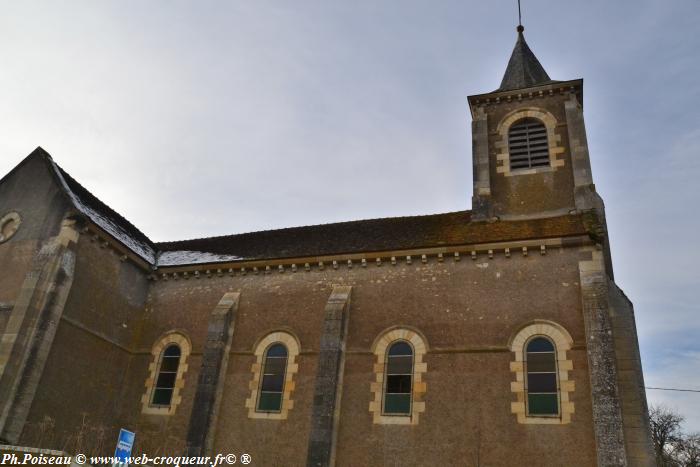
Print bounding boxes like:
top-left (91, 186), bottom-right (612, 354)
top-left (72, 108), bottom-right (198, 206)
top-left (498, 4), bottom-right (552, 92)
top-left (517, 0), bottom-right (524, 32)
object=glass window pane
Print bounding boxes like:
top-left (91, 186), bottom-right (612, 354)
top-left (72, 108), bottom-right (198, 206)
top-left (386, 374), bottom-right (412, 394)
top-left (264, 357), bottom-right (286, 375)
top-left (152, 388), bottom-right (173, 405)
top-left (527, 373), bottom-right (557, 393)
top-left (528, 393), bottom-right (559, 415)
top-left (156, 372), bottom-right (177, 389)
top-left (163, 345), bottom-right (181, 357)
top-left (527, 338), bottom-right (554, 353)
top-left (266, 344), bottom-right (287, 358)
top-left (257, 392), bottom-right (282, 412)
top-left (261, 373), bottom-right (285, 392)
top-left (160, 356), bottom-right (180, 372)
top-left (387, 356), bottom-right (413, 374)
top-left (388, 342), bottom-right (412, 356)
top-left (527, 353), bottom-right (556, 372)
top-left (384, 393), bottom-right (411, 415)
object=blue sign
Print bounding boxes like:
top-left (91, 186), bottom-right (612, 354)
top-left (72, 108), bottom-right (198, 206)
top-left (114, 429), bottom-right (135, 464)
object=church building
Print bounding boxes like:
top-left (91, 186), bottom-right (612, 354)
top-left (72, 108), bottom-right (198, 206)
top-left (0, 26), bottom-right (655, 466)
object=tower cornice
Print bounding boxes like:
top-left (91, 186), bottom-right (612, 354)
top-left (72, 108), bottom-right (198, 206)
top-left (467, 79), bottom-right (583, 117)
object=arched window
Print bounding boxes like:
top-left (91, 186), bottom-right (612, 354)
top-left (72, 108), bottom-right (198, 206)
top-left (257, 343), bottom-right (288, 413)
top-left (370, 328), bottom-right (427, 425)
top-left (246, 331), bottom-right (300, 420)
top-left (383, 341), bottom-right (414, 415)
top-left (508, 117), bottom-right (550, 170)
top-left (152, 344), bottom-right (181, 406)
top-left (525, 337), bottom-right (559, 416)
top-left (509, 321), bottom-right (574, 424)
top-left (141, 332), bottom-right (190, 415)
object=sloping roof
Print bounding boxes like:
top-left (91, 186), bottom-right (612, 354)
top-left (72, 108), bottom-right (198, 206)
top-left (50, 158), bottom-right (158, 263)
top-left (13, 147), bottom-right (158, 263)
top-left (498, 26), bottom-right (554, 91)
top-left (7, 148), bottom-right (591, 268)
top-left (156, 211), bottom-right (589, 265)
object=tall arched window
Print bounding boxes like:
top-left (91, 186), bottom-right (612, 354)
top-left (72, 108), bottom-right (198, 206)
top-left (509, 321), bottom-right (574, 424)
top-left (246, 331), bottom-right (299, 420)
top-left (370, 328), bottom-right (427, 425)
top-left (152, 344), bottom-right (181, 406)
top-left (257, 343), bottom-right (288, 413)
top-left (383, 341), bottom-right (414, 415)
top-left (508, 117), bottom-right (550, 170)
top-left (525, 337), bottom-right (559, 416)
top-left (141, 332), bottom-right (190, 415)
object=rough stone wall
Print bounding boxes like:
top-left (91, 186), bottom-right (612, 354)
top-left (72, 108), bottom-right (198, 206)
top-left (144, 272), bottom-right (330, 464)
top-left (0, 155), bottom-right (70, 335)
top-left (131, 246), bottom-right (598, 466)
top-left (578, 248), bottom-right (627, 466)
top-left (1, 220), bottom-right (78, 443)
top-left (0, 155), bottom-right (73, 443)
top-left (306, 286), bottom-right (352, 466)
top-left (17, 231), bottom-right (150, 453)
top-left (186, 292), bottom-right (240, 456)
top-left (483, 93), bottom-right (577, 219)
top-left (335, 249), bottom-right (595, 467)
top-left (608, 282), bottom-right (655, 465)
top-left (471, 105), bottom-right (491, 220)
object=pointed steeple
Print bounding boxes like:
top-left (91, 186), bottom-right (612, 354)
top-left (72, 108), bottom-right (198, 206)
top-left (498, 26), bottom-right (552, 91)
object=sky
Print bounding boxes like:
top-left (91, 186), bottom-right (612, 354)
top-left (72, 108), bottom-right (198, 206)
top-left (1, 0), bottom-right (699, 432)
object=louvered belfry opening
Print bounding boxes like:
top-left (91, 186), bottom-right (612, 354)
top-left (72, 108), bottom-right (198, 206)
top-left (508, 118), bottom-right (550, 170)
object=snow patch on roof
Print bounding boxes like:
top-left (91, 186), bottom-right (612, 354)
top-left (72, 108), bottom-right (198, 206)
top-left (48, 157), bottom-right (157, 264)
top-left (71, 195), bottom-right (157, 263)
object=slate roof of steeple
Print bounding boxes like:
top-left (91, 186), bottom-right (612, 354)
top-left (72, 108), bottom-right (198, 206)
top-left (498, 26), bottom-right (554, 91)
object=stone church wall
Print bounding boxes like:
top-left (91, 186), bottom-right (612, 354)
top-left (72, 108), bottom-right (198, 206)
top-left (128, 245), bottom-right (600, 466)
top-left (608, 282), bottom-right (656, 466)
top-left (17, 231), bottom-right (150, 453)
top-left (0, 156), bottom-right (73, 443)
top-left (484, 92), bottom-right (577, 219)
top-left (0, 156), bottom-right (69, 335)
top-left (0, 154), bottom-right (642, 465)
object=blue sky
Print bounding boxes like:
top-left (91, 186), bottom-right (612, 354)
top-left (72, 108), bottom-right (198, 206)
top-left (1, 1), bottom-right (699, 432)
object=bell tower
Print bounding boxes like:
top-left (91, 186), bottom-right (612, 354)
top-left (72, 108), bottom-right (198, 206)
top-left (468, 26), bottom-right (603, 222)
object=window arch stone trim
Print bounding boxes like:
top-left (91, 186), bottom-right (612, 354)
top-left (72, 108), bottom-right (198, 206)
top-left (369, 327), bottom-right (428, 425)
top-left (141, 331), bottom-right (191, 415)
top-left (509, 320), bottom-right (575, 424)
top-left (245, 330), bottom-right (300, 420)
top-left (0, 212), bottom-right (21, 243)
top-left (495, 108), bottom-right (566, 177)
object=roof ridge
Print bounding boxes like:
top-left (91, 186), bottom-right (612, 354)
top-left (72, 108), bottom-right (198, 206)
top-left (40, 153), bottom-right (157, 263)
top-left (54, 163), bottom-right (156, 246)
top-left (0, 146), bottom-right (53, 187)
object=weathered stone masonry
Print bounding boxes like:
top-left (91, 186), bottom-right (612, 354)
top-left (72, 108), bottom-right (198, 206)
top-left (0, 219), bottom-right (79, 443)
top-left (306, 286), bottom-right (351, 467)
top-left (186, 292), bottom-right (240, 456)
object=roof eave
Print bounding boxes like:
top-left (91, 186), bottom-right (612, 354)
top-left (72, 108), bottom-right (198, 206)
top-left (467, 78), bottom-right (584, 115)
